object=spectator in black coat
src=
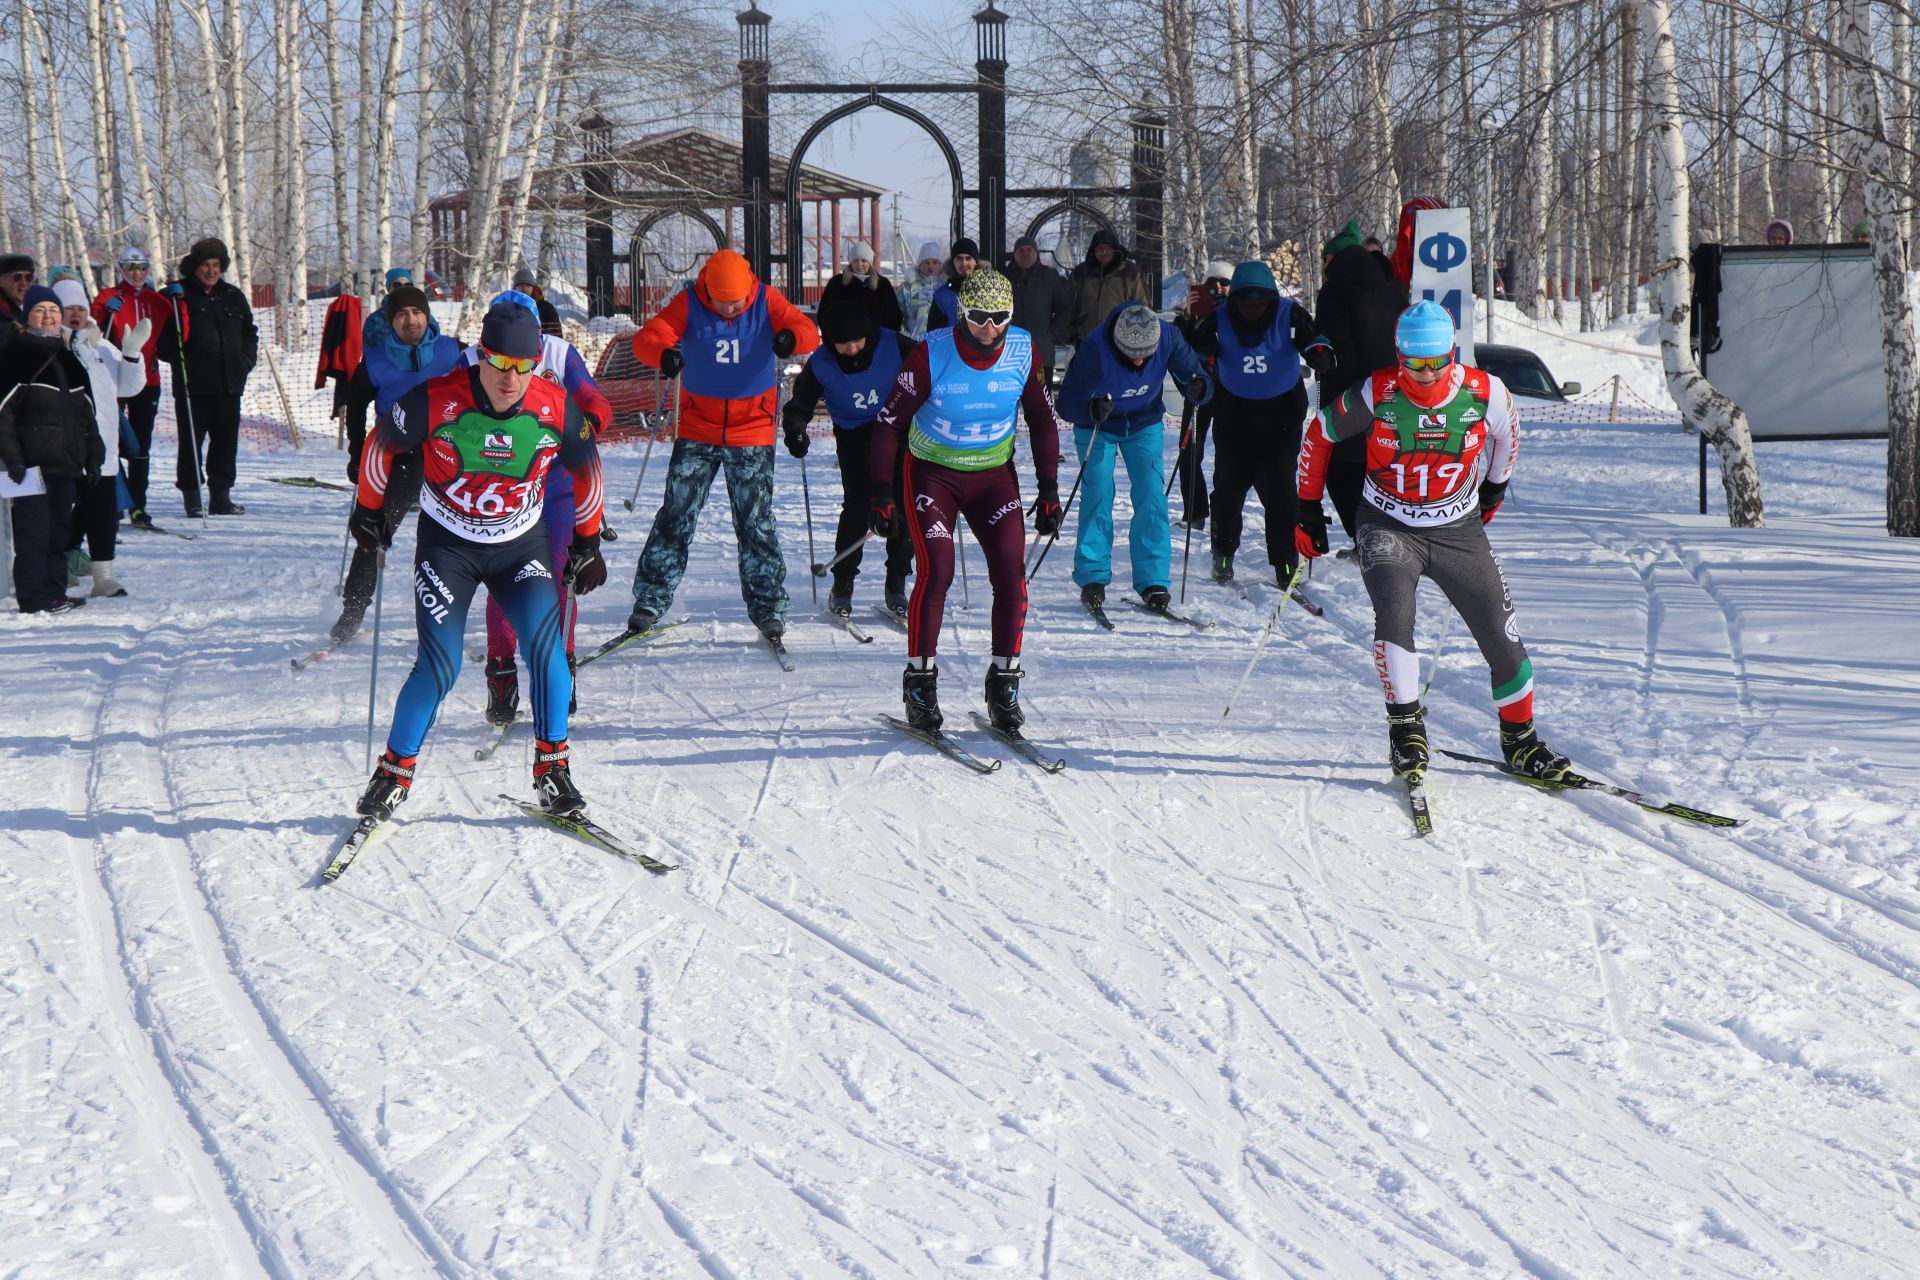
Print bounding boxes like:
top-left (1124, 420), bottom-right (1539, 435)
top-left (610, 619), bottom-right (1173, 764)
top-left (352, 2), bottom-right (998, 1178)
top-left (1005, 235), bottom-right (1070, 383)
top-left (1, 284), bottom-right (102, 613)
top-left (1314, 242), bottom-right (1410, 539)
top-left (156, 237), bottom-right (257, 516)
top-left (0, 253), bottom-right (35, 346)
top-left (816, 241), bottom-right (904, 333)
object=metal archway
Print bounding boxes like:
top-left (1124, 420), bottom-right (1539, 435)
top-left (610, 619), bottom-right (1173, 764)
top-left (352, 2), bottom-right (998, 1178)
top-left (628, 206), bottom-right (727, 313)
top-left (1022, 196), bottom-right (1116, 269)
top-left (782, 91), bottom-right (965, 302)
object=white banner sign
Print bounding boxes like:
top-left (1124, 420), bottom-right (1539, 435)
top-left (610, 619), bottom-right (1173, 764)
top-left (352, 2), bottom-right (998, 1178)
top-left (1407, 207), bottom-right (1476, 366)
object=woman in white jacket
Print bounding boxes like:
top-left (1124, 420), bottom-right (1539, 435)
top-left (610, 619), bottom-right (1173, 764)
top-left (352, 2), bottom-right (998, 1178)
top-left (54, 279), bottom-right (148, 596)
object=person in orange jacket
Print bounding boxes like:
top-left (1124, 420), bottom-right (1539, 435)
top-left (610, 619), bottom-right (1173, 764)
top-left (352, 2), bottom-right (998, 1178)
top-left (624, 248), bottom-right (818, 640)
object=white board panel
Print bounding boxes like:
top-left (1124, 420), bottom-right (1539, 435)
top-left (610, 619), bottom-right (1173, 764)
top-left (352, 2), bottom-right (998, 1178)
top-left (1702, 245), bottom-right (1887, 440)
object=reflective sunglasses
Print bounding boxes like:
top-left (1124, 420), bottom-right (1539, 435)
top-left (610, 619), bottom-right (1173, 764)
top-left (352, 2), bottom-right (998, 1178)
top-left (965, 308), bottom-right (1012, 328)
top-left (123, 261), bottom-right (150, 272)
top-left (480, 346), bottom-right (538, 375)
top-left (1401, 353), bottom-right (1453, 372)
top-left (4, 270), bottom-right (34, 283)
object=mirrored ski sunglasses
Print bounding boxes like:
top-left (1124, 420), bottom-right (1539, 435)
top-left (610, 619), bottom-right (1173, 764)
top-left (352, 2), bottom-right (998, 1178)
top-left (964, 307), bottom-right (1012, 328)
top-left (480, 346), bottom-right (538, 375)
top-left (1401, 353), bottom-right (1453, 372)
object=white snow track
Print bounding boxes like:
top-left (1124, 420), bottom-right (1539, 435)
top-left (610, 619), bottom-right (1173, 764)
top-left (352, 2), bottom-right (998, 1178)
top-left (6, 409), bottom-right (1920, 1277)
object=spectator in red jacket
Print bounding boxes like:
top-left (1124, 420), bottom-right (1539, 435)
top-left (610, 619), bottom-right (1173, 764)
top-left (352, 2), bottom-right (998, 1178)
top-left (90, 246), bottom-right (167, 526)
top-left (623, 248), bottom-right (818, 640)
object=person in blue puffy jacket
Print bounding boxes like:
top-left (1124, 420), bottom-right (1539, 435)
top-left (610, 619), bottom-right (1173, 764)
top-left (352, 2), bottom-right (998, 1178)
top-left (1054, 302), bottom-right (1210, 614)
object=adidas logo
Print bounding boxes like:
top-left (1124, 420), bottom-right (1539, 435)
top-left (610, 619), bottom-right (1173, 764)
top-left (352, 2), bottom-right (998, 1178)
top-left (514, 561), bottom-right (553, 583)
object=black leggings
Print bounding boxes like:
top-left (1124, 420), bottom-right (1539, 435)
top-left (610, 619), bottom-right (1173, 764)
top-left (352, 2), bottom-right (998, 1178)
top-left (1208, 382), bottom-right (1307, 576)
top-left (121, 385), bottom-right (160, 511)
top-left (831, 424), bottom-right (913, 595)
top-left (65, 476), bottom-right (118, 561)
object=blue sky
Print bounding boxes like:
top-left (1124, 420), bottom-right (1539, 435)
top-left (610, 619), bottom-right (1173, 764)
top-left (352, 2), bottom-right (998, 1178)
top-left (756, 0), bottom-right (981, 257)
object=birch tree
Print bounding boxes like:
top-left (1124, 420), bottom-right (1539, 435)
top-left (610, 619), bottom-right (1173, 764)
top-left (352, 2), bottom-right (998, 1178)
top-left (1836, 0), bottom-right (1918, 536)
top-left (18, 0), bottom-right (46, 266)
top-left (186, 0), bottom-right (235, 254)
top-left (372, 0), bottom-right (409, 283)
top-left (409, 0), bottom-right (436, 281)
top-left (110, 0), bottom-right (164, 261)
top-left (24, 0), bottom-right (88, 269)
top-left (1641, 0), bottom-right (1764, 528)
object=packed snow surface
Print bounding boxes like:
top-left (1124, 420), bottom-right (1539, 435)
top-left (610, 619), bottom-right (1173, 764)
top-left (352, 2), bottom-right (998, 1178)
top-left (6, 316), bottom-right (1920, 1278)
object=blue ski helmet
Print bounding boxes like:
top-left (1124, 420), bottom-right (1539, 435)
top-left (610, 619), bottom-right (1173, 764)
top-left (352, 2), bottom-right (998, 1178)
top-left (1395, 300), bottom-right (1456, 360)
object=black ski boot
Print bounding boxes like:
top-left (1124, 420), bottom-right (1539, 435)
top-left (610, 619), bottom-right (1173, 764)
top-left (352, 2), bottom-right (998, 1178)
top-left (533, 738), bottom-right (586, 817)
top-left (1080, 582), bottom-right (1106, 609)
top-left (1501, 719), bottom-right (1572, 781)
top-left (356, 749), bottom-right (416, 819)
top-left (625, 605), bottom-right (659, 635)
top-left (757, 616), bottom-right (785, 641)
top-left (884, 584), bottom-right (910, 619)
top-left (1141, 585), bottom-right (1171, 611)
top-left (1210, 552), bottom-right (1234, 583)
top-left (1386, 700), bottom-right (1429, 781)
top-left (985, 663), bottom-right (1024, 733)
top-left (903, 664), bottom-right (942, 732)
top-left (182, 485), bottom-right (204, 519)
top-left (485, 658), bottom-right (520, 726)
top-left (209, 488), bottom-right (246, 516)
top-left (827, 586), bottom-right (853, 618)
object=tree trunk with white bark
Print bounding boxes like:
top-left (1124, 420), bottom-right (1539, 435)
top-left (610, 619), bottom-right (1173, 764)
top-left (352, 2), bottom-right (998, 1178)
top-left (372, 0), bottom-right (409, 286)
top-left (323, 0), bottom-right (353, 293)
top-left (409, 0), bottom-right (436, 281)
top-left (1640, 0), bottom-right (1764, 528)
top-left (1838, 0), bottom-right (1918, 535)
top-left (110, 0), bottom-right (164, 262)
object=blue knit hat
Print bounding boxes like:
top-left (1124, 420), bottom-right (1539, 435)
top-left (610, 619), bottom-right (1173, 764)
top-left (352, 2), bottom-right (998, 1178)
top-left (479, 300), bottom-right (540, 358)
top-left (1227, 260), bottom-right (1278, 294)
top-left (21, 283), bottom-right (62, 318)
top-left (1395, 300), bottom-right (1456, 359)
top-left (385, 267), bottom-right (414, 290)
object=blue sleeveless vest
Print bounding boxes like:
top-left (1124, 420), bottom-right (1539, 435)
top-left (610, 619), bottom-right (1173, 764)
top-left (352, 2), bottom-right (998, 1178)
top-left (680, 286), bottom-right (776, 398)
top-left (912, 326), bottom-right (1033, 452)
top-left (810, 331), bottom-right (904, 427)
top-left (1088, 319), bottom-right (1173, 420)
top-left (1215, 297), bottom-right (1300, 399)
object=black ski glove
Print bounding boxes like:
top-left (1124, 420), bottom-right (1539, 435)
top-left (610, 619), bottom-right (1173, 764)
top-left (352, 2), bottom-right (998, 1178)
top-left (1295, 501), bottom-right (1329, 559)
top-left (657, 347), bottom-right (684, 379)
top-left (4, 465), bottom-right (23, 486)
top-left (869, 485), bottom-right (898, 538)
top-left (772, 328), bottom-right (798, 359)
top-left (1182, 370), bottom-right (1215, 406)
top-left (1088, 395), bottom-right (1113, 424)
top-left (783, 422), bottom-right (810, 458)
top-left (1478, 479), bottom-right (1509, 525)
top-left (1031, 483), bottom-right (1064, 536)
top-left (348, 502), bottom-right (386, 552)
top-left (566, 530), bottom-right (607, 593)
top-left (1301, 339), bottom-right (1337, 377)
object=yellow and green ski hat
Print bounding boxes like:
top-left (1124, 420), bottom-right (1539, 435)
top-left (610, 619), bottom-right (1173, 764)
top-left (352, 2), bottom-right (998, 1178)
top-left (957, 267), bottom-right (1014, 313)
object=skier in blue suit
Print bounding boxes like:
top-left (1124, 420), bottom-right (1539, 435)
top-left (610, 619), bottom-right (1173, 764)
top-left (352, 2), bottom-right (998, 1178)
top-left (1054, 302), bottom-right (1212, 613)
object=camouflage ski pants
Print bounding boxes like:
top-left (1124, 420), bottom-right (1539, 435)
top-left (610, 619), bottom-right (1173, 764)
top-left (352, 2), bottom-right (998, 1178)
top-left (629, 439), bottom-right (788, 626)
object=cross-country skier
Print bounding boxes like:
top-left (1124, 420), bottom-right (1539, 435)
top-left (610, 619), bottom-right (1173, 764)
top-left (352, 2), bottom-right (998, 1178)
top-left (1186, 260), bottom-right (1335, 587)
top-left (350, 300), bottom-right (606, 820)
top-left (779, 299), bottom-right (915, 621)
top-left (623, 248), bottom-right (818, 646)
top-left (868, 267), bottom-right (1063, 732)
top-left (1293, 299), bottom-right (1570, 785)
top-left (329, 279), bottom-right (463, 645)
top-left (1171, 260), bottom-right (1233, 529)
top-left (465, 289), bottom-right (612, 725)
top-left (1054, 302), bottom-right (1211, 614)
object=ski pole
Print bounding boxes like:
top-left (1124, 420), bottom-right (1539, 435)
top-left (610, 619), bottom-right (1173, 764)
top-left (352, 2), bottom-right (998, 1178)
top-left (814, 532), bottom-right (872, 577)
top-left (1178, 414), bottom-right (1198, 604)
top-left (1023, 440), bottom-right (1092, 584)
top-left (1166, 399), bottom-right (1195, 499)
top-left (799, 452), bottom-right (818, 605)
top-left (365, 549), bottom-right (386, 773)
top-left (624, 374), bottom-right (677, 511)
top-left (333, 496), bottom-right (354, 595)
top-left (956, 522), bottom-right (970, 611)
top-left (168, 291), bottom-right (211, 529)
top-left (1221, 560), bottom-right (1306, 723)
top-left (1420, 597), bottom-right (1457, 701)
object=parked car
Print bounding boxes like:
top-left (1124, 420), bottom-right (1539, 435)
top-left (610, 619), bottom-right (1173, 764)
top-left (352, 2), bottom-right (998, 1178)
top-left (593, 338), bottom-right (674, 440)
top-left (1474, 342), bottom-right (1581, 401)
